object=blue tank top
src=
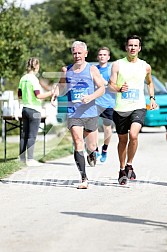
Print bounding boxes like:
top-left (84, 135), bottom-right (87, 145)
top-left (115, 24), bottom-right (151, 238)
top-left (66, 63), bottom-right (98, 118)
top-left (95, 64), bottom-right (116, 108)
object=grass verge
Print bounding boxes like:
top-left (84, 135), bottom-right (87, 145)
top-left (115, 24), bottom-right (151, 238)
top-left (0, 126), bottom-right (73, 179)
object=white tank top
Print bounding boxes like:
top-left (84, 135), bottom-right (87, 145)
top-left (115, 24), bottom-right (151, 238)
top-left (114, 57), bottom-right (147, 112)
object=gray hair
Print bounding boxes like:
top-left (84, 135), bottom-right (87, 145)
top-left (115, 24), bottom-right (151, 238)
top-left (71, 41), bottom-right (87, 52)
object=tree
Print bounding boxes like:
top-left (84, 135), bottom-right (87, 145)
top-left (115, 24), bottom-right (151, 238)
top-left (44, 0), bottom-right (167, 81)
top-left (0, 0), bottom-right (71, 90)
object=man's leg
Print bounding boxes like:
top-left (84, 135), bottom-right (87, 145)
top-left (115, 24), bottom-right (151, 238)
top-left (94, 128), bottom-right (100, 158)
top-left (103, 124), bottom-right (112, 146)
top-left (122, 122), bottom-right (141, 180)
top-left (70, 126), bottom-right (88, 187)
top-left (117, 133), bottom-right (128, 169)
top-left (95, 105), bottom-right (103, 157)
top-left (117, 133), bottom-right (129, 185)
top-left (100, 124), bottom-right (112, 162)
top-left (84, 130), bottom-right (97, 167)
top-left (100, 109), bottom-right (114, 162)
top-left (127, 122), bottom-right (141, 164)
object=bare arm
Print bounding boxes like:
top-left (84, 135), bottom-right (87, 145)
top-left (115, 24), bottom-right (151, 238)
top-left (36, 90), bottom-right (53, 99)
top-left (91, 65), bottom-right (105, 99)
top-left (39, 78), bottom-right (52, 91)
top-left (56, 66), bottom-right (67, 95)
top-left (18, 86), bottom-right (53, 100)
top-left (108, 61), bottom-right (128, 93)
top-left (81, 65), bottom-right (105, 104)
top-left (145, 64), bottom-right (157, 110)
top-left (51, 66), bottom-right (67, 106)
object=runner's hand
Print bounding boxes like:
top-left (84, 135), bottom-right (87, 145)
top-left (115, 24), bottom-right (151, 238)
top-left (81, 95), bottom-right (92, 104)
top-left (120, 82), bottom-right (128, 92)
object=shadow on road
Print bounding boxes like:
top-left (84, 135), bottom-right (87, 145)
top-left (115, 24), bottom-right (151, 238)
top-left (46, 161), bottom-right (74, 166)
top-left (128, 179), bottom-right (167, 187)
top-left (1, 177), bottom-right (167, 188)
top-left (0, 178), bottom-right (123, 188)
top-left (0, 178), bottom-right (78, 188)
top-left (61, 211), bottom-right (167, 229)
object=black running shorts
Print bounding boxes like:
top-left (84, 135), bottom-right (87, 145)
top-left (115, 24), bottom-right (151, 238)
top-left (113, 108), bottom-right (146, 134)
top-left (97, 106), bottom-right (114, 126)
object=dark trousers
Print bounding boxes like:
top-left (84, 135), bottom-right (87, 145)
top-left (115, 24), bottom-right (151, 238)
top-left (20, 107), bottom-right (41, 160)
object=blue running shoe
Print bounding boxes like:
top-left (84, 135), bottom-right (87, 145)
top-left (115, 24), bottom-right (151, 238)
top-left (100, 150), bottom-right (107, 162)
top-left (95, 151), bottom-right (100, 159)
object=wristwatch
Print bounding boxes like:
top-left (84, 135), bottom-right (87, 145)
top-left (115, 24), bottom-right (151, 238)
top-left (150, 96), bottom-right (156, 100)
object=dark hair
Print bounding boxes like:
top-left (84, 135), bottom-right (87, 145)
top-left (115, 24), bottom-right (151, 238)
top-left (26, 57), bottom-right (39, 72)
top-left (126, 35), bottom-right (142, 47)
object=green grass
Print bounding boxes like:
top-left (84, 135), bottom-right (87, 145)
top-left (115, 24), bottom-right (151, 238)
top-left (0, 126), bottom-right (73, 179)
top-left (0, 160), bottom-right (22, 178)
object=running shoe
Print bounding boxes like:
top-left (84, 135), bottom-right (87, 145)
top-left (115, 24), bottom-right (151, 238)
top-left (100, 150), bottom-right (107, 162)
top-left (26, 159), bottom-right (43, 167)
top-left (18, 157), bottom-right (26, 165)
top-left (118, 169), bottom-right (128, 185)
top-left (95, 151), bottom-right (101, 159)
top-left (87, 152), bottom-right (96, 167)
top-left (77, 179), bottom-right (88, 189)
top-left (125, 164), bottom-right (136, 180)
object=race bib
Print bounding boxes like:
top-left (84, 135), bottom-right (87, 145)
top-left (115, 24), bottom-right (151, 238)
top-left (70, 80), bottom-right (89, 103)
top-left (71, 87), bottom-right (88, 103)
top-left (121, 89), bottom-right (139, 100)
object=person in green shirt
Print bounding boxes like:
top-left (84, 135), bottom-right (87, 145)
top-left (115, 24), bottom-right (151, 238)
top-left (18, 57), bottom-right (53, 166)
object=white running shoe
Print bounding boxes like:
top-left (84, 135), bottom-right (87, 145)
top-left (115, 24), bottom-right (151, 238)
top-left (26, 159), bottom-right (43, 167)
top-left (77, 180), bottom-right (88, 189)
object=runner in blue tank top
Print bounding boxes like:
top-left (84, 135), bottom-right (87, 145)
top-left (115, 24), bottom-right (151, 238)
top-left (95, 47), bottom-right (116, 162)
top-left (51, 41), bottom-right (105, 189)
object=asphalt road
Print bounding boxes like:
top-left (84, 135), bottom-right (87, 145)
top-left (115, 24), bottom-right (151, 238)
top-left (0, 128), bottom-right (167, 252)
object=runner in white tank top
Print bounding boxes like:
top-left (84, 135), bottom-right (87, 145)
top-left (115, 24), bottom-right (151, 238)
top-left (108, 35), bottom-right (157, 185)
